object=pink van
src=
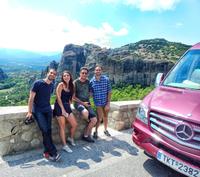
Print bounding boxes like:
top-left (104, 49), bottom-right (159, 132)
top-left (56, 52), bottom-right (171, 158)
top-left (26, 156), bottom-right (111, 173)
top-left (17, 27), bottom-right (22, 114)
top-left (132, 43), bottom-right (200, 177)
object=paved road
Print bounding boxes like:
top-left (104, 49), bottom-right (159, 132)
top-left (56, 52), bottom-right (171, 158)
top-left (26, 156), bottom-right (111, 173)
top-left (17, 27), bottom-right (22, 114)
top-left (0, 128), bottom-right (186, 177)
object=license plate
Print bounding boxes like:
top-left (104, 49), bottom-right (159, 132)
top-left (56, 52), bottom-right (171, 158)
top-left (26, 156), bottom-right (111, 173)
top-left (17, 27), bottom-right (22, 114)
top-left (157, 150), bottom-right (200, 177)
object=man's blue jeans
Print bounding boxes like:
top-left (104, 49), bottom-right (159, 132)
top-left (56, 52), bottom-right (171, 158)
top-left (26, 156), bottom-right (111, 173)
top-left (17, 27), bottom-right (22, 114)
top-left (33, 111), bottom-right (57, 156)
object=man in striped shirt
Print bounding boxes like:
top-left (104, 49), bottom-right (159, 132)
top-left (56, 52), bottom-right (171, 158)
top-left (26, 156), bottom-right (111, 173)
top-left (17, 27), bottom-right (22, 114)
top-left (90, 65), bottom-right (112, 139)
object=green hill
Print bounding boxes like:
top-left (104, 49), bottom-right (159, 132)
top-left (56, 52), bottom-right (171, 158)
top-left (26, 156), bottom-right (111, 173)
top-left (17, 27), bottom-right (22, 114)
top-left (120, 38), bottom-right (191, 61)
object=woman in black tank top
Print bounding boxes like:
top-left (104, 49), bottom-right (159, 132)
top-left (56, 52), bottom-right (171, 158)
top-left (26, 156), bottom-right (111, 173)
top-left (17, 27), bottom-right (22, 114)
top-left (54, 89), bottom-right (72, 115)
top-left (53, 71), bottom-right (77, 152)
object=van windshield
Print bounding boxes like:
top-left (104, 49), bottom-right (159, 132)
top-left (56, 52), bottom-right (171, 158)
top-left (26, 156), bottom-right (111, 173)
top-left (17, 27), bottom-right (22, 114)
top-left (163, 50), bottom-right (200, 90)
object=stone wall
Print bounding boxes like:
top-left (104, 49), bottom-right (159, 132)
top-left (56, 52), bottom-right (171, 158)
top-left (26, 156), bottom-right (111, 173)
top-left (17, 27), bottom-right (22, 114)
top-left (108, 101), bottom-right (141, 130)
top-left (0, 101), bottom-right (140, 156)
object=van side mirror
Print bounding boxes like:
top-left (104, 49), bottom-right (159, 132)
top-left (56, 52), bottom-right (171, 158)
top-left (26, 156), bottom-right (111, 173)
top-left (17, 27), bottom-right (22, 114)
top-left (155, 73), bottom-right (164, 87)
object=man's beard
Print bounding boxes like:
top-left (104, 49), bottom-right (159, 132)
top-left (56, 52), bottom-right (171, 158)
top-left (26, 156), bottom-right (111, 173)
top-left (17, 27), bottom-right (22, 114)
top-left (48, 76), bottom-right (54, 81)
top-left (95, 73), bottom-right (101, 77)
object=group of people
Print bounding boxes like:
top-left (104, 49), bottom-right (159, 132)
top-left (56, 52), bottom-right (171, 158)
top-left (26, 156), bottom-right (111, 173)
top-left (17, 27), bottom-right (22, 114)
top-left (26, 65), bottom-right (112, 162)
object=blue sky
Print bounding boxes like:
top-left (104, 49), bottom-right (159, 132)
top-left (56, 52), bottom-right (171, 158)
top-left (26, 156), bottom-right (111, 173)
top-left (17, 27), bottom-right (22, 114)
top-left (0, 0), bottom-right (199, 52)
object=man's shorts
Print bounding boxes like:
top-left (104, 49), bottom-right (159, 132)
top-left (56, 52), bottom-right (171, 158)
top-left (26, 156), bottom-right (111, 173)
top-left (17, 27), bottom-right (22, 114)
top-left (74, 103), bottom-right (96, 119)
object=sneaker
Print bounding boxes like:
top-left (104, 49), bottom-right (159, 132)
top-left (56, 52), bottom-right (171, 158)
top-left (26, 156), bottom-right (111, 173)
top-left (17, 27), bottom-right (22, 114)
top-left (93, 131), bottom-right (98, 139)
top-left (82, 136), bottom-right (95, 143)
top-left (67, 137), bottom-right (76, 146)
top-left (49, 153), bottom-right (61, 162)
top-left (62, 145), bottom-right (73, 153)
top-left (104, 130), bottom-right (111, 137)
top-left (43, 152), bottom-right (50, 159)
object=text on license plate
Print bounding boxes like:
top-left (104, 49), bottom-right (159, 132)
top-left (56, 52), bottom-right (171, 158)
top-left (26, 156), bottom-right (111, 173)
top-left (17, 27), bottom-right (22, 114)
top-left (157, 151), bottom-right (200, 177)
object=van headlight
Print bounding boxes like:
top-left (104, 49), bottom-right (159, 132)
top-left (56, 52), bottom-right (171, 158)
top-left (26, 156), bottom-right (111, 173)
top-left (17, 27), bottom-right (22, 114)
top-left (136, 104), bottom-right (148, 124)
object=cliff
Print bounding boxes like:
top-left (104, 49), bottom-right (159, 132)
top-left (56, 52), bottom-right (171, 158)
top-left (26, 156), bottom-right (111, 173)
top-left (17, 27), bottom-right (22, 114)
top-left (46, 38), bottom-right (191, 86)
top-left (0, 68), bottom-right (8, 81)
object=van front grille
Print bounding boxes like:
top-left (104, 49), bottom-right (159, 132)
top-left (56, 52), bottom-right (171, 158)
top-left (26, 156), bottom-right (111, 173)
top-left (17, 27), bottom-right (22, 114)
top-left (149, 111), bottom-right (200, 150)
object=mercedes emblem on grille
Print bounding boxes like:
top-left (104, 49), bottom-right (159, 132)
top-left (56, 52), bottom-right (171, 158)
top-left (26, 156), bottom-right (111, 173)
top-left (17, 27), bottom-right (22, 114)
top-left (175, 123), bottom-right (193, 141)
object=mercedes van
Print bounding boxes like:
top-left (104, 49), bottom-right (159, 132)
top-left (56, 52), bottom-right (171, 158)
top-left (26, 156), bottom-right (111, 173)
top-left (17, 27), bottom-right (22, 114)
top-left (132, 43), bottom-right (200, 177)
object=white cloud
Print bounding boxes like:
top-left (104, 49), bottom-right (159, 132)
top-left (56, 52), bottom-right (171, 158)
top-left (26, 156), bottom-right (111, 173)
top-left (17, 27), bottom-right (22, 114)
top-left (175, 22), bottom-right (183, 28)
top-left (81, 0), bottom-right (181, 11)
top-left (102, 0), bottom-right (120, 3)
top-left (102, 23), bottom-right (128, 36)
top-left (100, 0), bottom-right (180, 11)
top-left (0, 1), bottom-right (128, 52)
top-left (80, 0), bottom-right (94, 4)
top-left (125, 0), bottom-right (181, 11)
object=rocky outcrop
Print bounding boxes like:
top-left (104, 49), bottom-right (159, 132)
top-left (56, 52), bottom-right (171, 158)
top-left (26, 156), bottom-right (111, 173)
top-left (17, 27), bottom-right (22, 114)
top-left (46, 39), bottom-right (191, 86)
top-left (40, 60), bottom-right (59, 78)
top-left (0, 68), bottom-right (8, 81)
top-left (57, 44), bottom-right (86, 79)
top-left (100, 58), bottom-right (173, 86)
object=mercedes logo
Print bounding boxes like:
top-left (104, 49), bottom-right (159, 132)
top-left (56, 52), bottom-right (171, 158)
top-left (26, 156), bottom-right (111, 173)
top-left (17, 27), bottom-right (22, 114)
top-left (175, 123), bottom-right (193, 141)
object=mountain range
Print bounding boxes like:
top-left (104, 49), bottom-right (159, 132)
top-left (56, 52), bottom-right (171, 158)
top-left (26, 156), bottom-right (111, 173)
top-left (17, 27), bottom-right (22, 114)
top-left (0, 48), bottom-right (61, 71)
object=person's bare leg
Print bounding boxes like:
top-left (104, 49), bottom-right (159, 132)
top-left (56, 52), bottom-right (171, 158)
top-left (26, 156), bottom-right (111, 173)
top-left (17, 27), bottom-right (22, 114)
top-left (57, 116), bottom-right (67, 145)
top-left (81, 109), bottom-right (89, 121)
top-left (81, 109), bottom-right (90, 136)
top-left (102, 105), bottom-right (111, 136)
top-left (67, 113), bottom-right (77, 139)
top-left (95, 106), bottom-right (103, 132)
top-left (103, 107), bottom-right (109, 131)
top-left (85, 118), bottom-right (97, 136)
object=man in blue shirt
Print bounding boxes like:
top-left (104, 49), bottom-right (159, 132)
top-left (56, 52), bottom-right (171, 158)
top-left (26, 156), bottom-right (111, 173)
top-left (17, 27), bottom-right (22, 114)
top-left (90, 65), bottom-right (112, 139)
top-left (26, 68), bottom-right (61, 162)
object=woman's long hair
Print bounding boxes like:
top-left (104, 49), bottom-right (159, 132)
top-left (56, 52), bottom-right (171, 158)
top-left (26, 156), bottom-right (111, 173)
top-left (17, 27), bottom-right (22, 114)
top-left (61, 71), bottom-right (74, 100)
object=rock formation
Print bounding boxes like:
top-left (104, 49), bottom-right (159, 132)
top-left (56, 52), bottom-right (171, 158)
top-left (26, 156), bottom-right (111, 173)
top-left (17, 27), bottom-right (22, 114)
top-left (45, 39), bottom-right (191, 86)
top-left (0, 68), bottom-right (8, 81)
top-left (40, 60), bottom-right (59, 78)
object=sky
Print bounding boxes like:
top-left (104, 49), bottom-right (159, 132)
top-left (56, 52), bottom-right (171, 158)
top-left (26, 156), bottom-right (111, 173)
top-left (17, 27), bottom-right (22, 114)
top-left (0, 0), bottom-right (199, 52)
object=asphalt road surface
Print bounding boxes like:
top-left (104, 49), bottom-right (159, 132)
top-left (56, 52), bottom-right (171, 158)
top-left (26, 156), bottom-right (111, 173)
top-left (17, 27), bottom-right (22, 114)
top-left (0, 128), bottom-right (187, 177)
